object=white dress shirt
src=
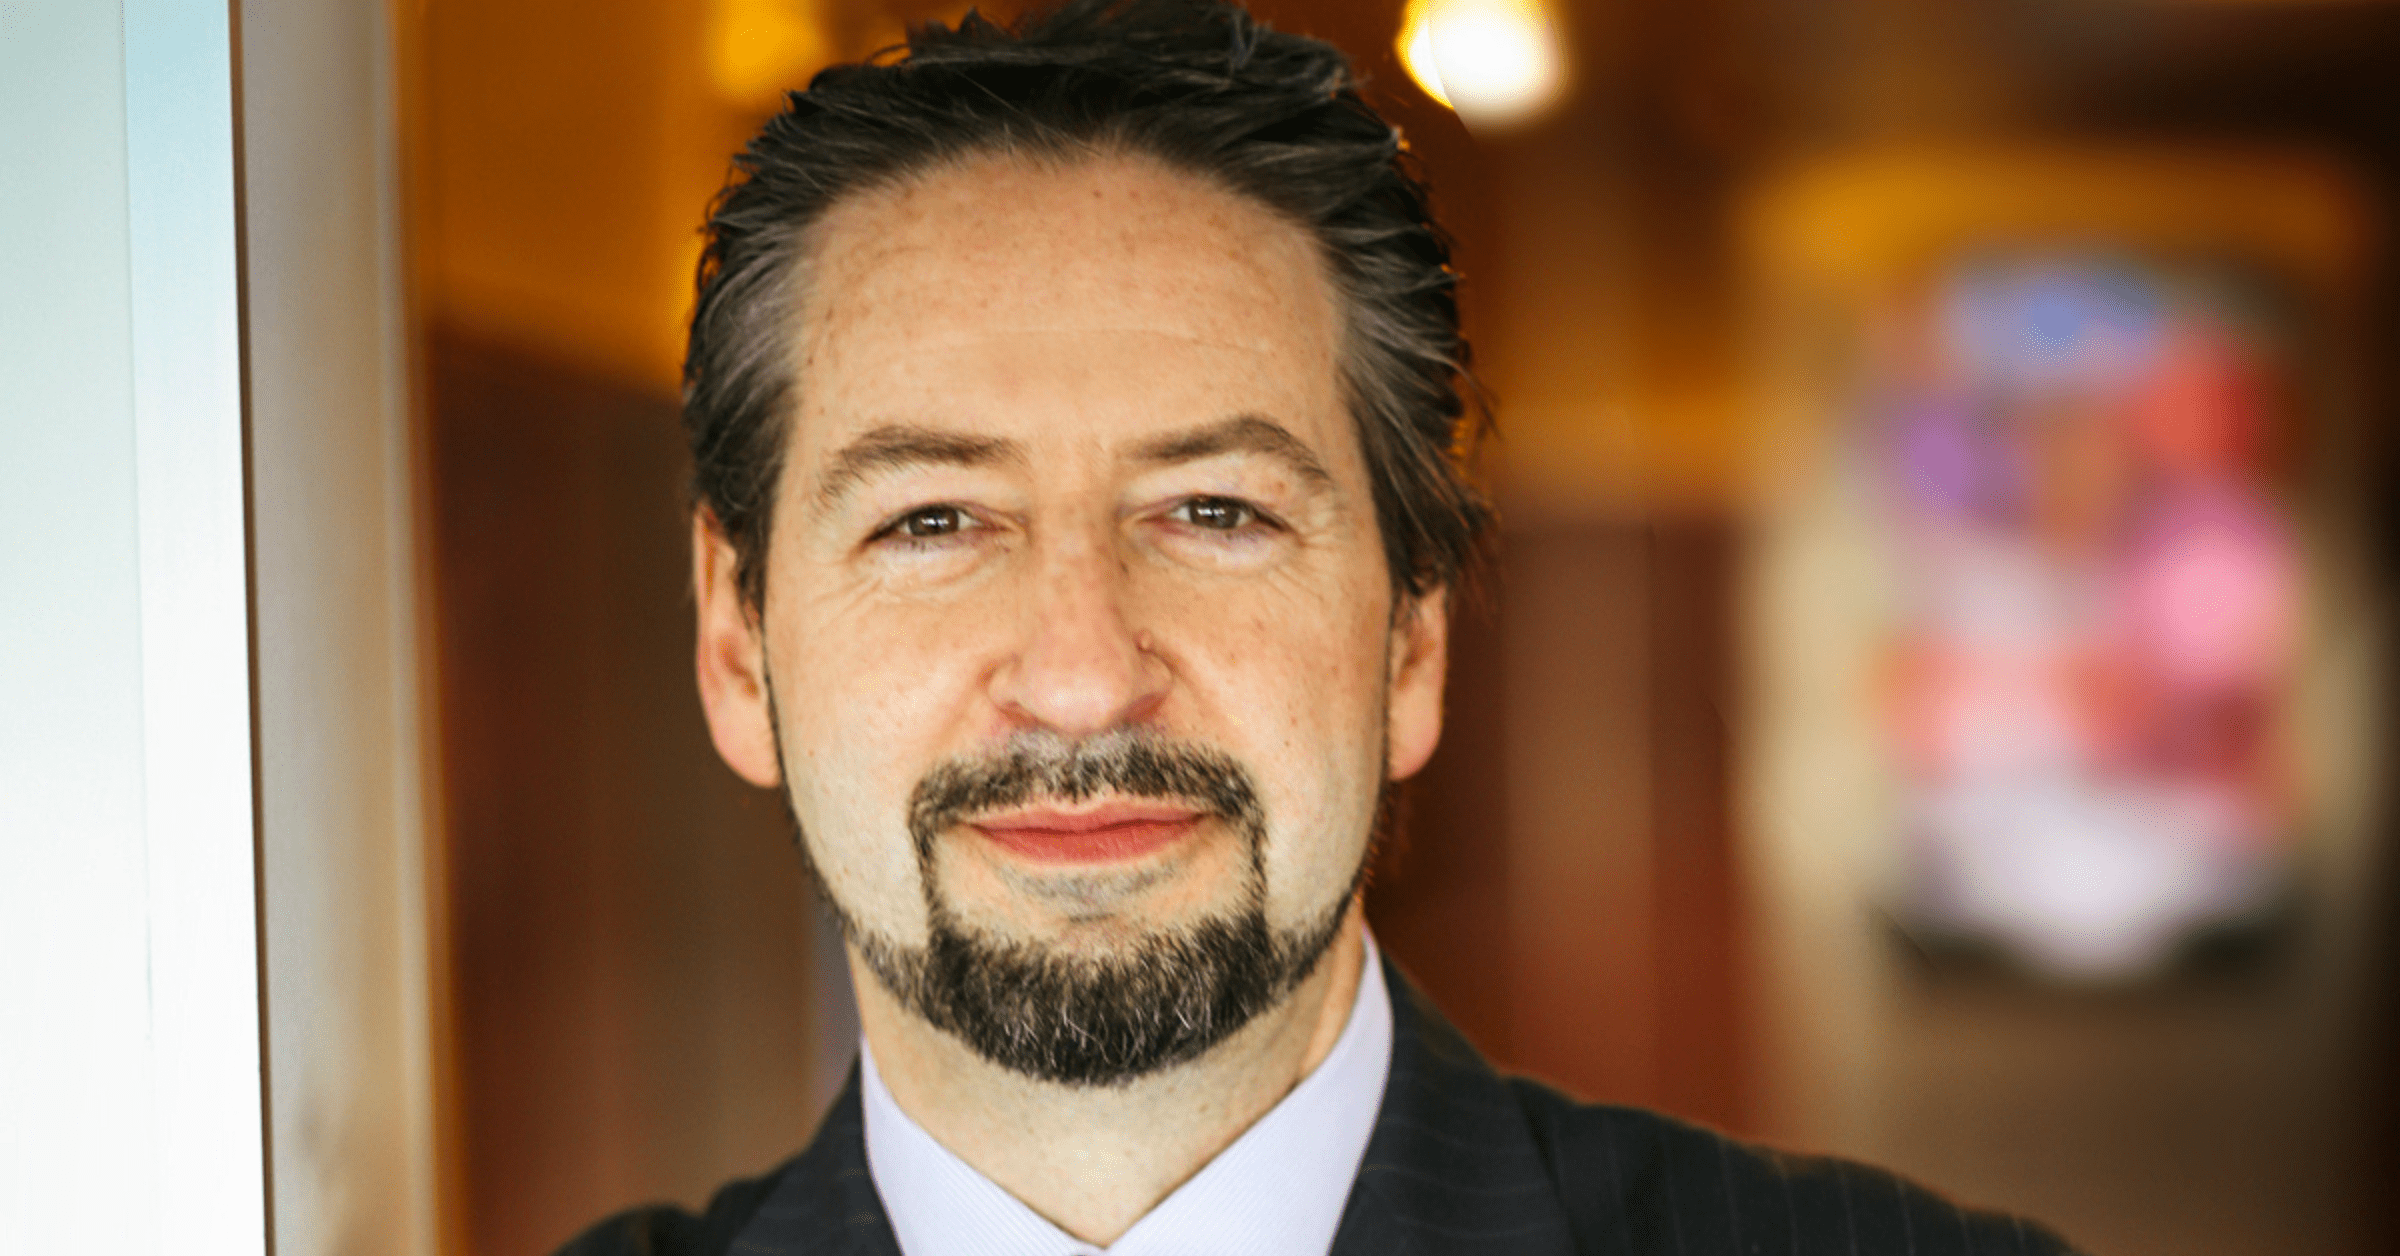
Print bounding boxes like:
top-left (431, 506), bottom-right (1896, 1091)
top-left (860, 931), bottom-right (1394, 1256)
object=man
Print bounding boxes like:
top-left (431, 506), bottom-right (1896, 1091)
top-left (565, 1), bottom-right (2079, 1252)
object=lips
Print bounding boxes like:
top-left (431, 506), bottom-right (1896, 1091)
top-left (969, 801), bottom-right (1204, 864)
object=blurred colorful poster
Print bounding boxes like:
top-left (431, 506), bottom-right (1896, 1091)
top-left (1861, 257), bottom-right (2302, 980)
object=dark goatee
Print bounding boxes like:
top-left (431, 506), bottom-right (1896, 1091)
top-left (836, 731), bottom-right (1353, 1087)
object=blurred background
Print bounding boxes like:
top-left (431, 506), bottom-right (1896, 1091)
top-left (394, 0), bottom-right (2400, 1253)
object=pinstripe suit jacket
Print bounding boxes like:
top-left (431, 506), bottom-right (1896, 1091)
top-left (560, 958), bottom-right (2080, 1256)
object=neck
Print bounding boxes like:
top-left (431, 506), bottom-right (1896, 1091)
top-left (853, 902), bottom-right (1369, 1246)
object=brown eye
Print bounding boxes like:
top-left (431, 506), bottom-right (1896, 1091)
top-left (894, 505), bottom-right (967, 538)
top-left (1180, 497), bottom-right (1254, 530)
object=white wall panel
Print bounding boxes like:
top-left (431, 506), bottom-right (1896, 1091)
top-left (3, 1), bottom-right (264, 1251)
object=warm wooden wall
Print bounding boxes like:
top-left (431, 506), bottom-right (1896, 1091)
top-left (426, 331), bottom-right (826, 1256)
top-left (1374, 520), bottom-right (1751, 1133)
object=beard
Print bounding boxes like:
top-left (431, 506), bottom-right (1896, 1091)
top-left (784, 726), bottom-right (1364, 1087)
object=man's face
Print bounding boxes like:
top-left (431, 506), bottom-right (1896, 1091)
top-left (695, 152), bottom-right (1448, 1082)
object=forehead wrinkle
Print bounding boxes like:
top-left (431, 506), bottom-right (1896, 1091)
top-left (800, 153), bottom-right (1335, 358)
top-left (812, 423), bottom-right (1027, 513)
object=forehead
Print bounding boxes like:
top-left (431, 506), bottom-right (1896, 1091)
top-left (791, 152), bottom-right (1343, 437)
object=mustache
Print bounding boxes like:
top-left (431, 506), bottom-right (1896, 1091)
top-left (907, 730), bottom-right (1265, 854)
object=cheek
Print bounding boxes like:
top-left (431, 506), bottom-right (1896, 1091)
top-left (1163, 569), bottom-right (1390, 928)
top-left (768, 587), bottom-right (1001, 947)
top-left (1258, 704), bottom-right (1386, 930)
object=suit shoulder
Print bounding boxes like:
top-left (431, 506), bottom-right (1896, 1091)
top-left (1503, 1078), bottom-right (2084, 1255)
top-left (550, 1163), bottom-right (787, 1256)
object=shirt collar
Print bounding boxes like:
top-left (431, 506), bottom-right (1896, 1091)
top-left (861, 930), bottom-right (1394, 1256)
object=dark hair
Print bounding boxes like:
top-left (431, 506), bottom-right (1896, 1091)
top-left (685, 0), bottom-right (1491, 613)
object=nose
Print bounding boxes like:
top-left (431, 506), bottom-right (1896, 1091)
top-left (987, 526), bottom-right (1169, 737)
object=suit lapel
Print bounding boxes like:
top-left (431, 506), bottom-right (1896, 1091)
top-left (728, 1066), bottom-right (904, 1256)
top-left (1327, 959), bottom-right (1580, 1256)
top-left (730, 959), bottom-right (1575, 1256)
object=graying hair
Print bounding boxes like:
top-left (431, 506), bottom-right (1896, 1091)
top-left (685, 0), bottom-right (1493, 614)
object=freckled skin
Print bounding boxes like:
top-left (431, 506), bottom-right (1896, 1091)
top-left (691, 153), bottom-right (1450, 1245)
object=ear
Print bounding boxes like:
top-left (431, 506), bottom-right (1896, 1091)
top-left (1384, 585), bottom-right (1450, 782)
top-left (693, 510), bottom-right (783, 789)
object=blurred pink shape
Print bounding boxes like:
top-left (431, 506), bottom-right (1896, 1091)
top-left (2118, 488), bottom-right (2297, 693)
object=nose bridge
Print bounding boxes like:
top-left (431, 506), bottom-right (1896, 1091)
top-left (1039, 511), bottom-right (1122, 607)
top-left (995, 509), bottom-right (1162, 735)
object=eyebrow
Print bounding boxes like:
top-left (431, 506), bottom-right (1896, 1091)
top-left (1130, 414), bottom-right (1334, 488)
top-left (812, 425), bottom-right (1027, 511)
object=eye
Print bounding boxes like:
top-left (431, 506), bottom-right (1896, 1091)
top-left (877, 504), bottom-right (975, 542)
top-left (1173, 496), bottom-right (1260, 531)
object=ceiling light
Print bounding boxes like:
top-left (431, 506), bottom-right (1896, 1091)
top-left (1398, 0), bottom-right (1566, 129)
